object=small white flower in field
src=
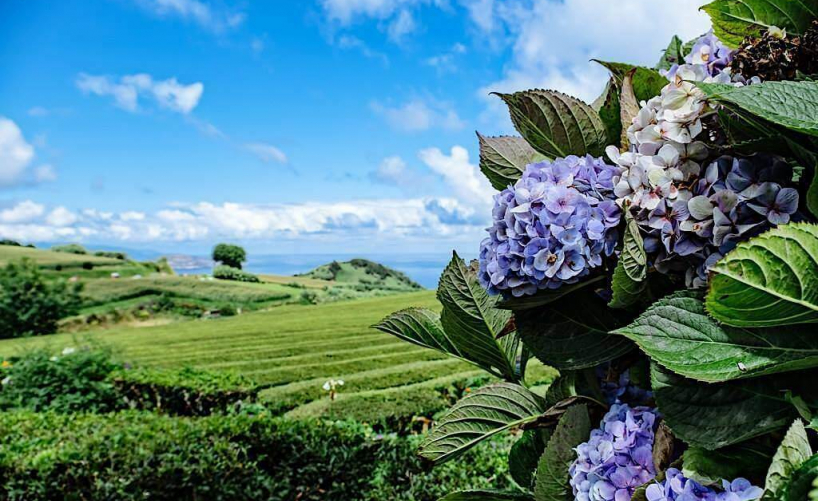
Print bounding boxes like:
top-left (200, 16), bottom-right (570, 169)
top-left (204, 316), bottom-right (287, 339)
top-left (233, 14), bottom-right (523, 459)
top-left (61, 347), bottom-right (76, 356)
top-left (337, 379), bottom-right (344, 386)
top-left (49, 356), bottom-right (59, 362)
top-left (1, 376), bottom-right (10, 386)
top-left (323, 378), bottom-right (344, 400)
top-left (323, 381), bottom-right (331, 391)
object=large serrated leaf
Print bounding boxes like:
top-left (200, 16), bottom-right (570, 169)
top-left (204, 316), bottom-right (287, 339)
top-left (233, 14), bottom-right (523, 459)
top-left (594, 78), bottom-right (622, 148)
top-left (516, 288), bottom-right (634, 370)
top-left (617, 291), bottom-right (818, 382)
top-left (509, 429), bottom-right (551, 490)
top-left (439, 491), bottom-right (535, 501)
top-left (706, 223), bottom-right (818, 327)
top-left (494, 90), bottom-right (607, 158)
top-left (700, 0), bottom-right (818, 48)
top-left (784, 454), bottom-right (818, 500)
top-left (477, 133), bottom-right (548, 190)
top-left (373, 307), bottom-right (461, 356)
top-left (497, 276), bottom-right (606, 311)
top-left (438, 252), bottom-right (519, 380)
top-left (610, 210), bottom-right (648, 309)
top-left (651, 363), bottom-right (814, 449)
top-left (533, 404), bottom-right (591, 501)
top-left (656, 35), bottom-right (685, 71)
top-left (698, 81), bottom-right (818, 137)
top-left (683, 442), bottom-right (773, 487)
top-left (764, 420), bottom-right (813, 500)
top-left (593, 61), bottom-right (667, 102)
top-left (619, 70), bottom-right (641, 149)
top-left (420, 382), bottom-right (546, 463)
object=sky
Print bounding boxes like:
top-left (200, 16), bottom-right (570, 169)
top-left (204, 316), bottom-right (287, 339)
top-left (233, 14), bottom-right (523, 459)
top-left (0, 0), bottom-right (712, 257)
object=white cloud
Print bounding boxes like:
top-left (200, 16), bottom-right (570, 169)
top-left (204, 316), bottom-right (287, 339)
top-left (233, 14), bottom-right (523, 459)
top-left (371, 155), bottom-right (409, 184)
top-left (134, 0), bottom-right (245, 32)
top-left (425, 42), bottom-right (467, 73)
top-left (34, 164), bottom-right (57, 183)
top-left (418, 145), bottom-right (494, 209)
top-left (478, 0), bottom-right (711, 106)
top-left (77, 73), bottom-right (204, 114)
top-left (370, 98), bottom-right (465, 132)
top-left (337, 35), bottom-right (390, 65)
top-left (245, 143), bottom-right (288, 164)
top-left (45, 207), bottom-right (78, 227)
top-left (0, 201), bottom-right (45, 224)
top-left (120, 211), bottom-right (146, 221)
top-left (387, 9), bottom-right (416, 42)
top-left (0, 118), bottom-right (35, 186)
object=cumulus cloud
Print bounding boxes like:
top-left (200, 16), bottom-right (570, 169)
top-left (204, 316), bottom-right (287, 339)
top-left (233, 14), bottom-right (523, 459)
top-left (77, 73), bottom-right (204, 114)
top-left (387, 9), bottom-right (417, 42)
top-left (337, 35), bottom-right (390, 65)
top-left (244, 143), bottom-right (288, 164)
top-left (0, 201), bottom-right (45, 224)
top-left (0, 117), bottom-right (56, 187)
top-left (425, 42), bottom-right (467, 73)
top-left (370, 155), bottom-right (409, 185)
top-left (418, 145), bottom-right (494, 209)
top-left (478, 0), bottom-right (711, 106)
top-left (370, 98), bottom-right (465, 132)
top-left (133, 0), bottom-right (245, 32)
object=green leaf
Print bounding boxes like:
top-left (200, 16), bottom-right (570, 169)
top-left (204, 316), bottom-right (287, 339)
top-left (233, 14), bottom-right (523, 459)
top-left (533, 404), bottom-right (591, 501)
top-left (420, 382), bottom-right (546, 463)
top-left (683, 442), bottom-right (774, 486)
top-left (652, 363), bottom-right (810, 449)
top-left (700, 0), bottom-right (818, 48)
top-left (706, 223), bottom-right (818, 327)
top-left (656, 35), bottom-right (685, 71)
top-left (516, 288), bottom-right (634, 370)
top-left (784, 454), bottom-right (818, 500)
top-left (437, 252), bottom-right (520, 380)
top-left (493, 90), bottom-right (608, 158)
top-left (610, 210), bottom-right (648, 309)
top-left (594, 78), bottom-right (622, 148)
top-left (593, 61), bottom-right (667, 102)
top-left (373, 307), bottom-right (462, 357)
top-left (439, 491), bottom-right (535, 501)
top-left (698, 81), bottom-right (818, 137)
top-left (509, 429), bottom-right (552, 490)
top-left (764, 419), bottom-right (813, 500)
top-left (497, 276), bottom-right (606, 311)
top-left (616, 291), bottom-right (818, 382)
top-left (477, 133), bottom-right (548, 191)
top-left (619, 69), bottom-right (641, 150)
top-left (808, 164), bottom-right (818, 219)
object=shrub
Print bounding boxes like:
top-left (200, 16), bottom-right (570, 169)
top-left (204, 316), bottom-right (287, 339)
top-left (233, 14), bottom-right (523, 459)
top-left (0, 348), bottom-right (121, 413)
top-left (93, 250), bottom-right (127, 260)
top-left (81, 261), bottom-right (94, 270)
top-left (51, 243), bottom-right (87, 254)
top-left (212, 243), bottom-right (246, 269)
top-left (213, 265), bottom-right (260, 283)
top-left (0, 239), bottom-right (21, 247)
top-left (0, 259), bottom-right (83, 337)
top-left (0, 411), bottom-right (514, 501)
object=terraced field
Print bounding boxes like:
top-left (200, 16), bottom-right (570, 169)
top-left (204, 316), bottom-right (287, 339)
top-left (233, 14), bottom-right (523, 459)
top-left (0, 291), bottom-right (557, 421)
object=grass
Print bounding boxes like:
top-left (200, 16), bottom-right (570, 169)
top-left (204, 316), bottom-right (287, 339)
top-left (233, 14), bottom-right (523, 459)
top-left (0, 246), bottom-right (120, 268)
top-left (0, 292), bottom-right (512, 421)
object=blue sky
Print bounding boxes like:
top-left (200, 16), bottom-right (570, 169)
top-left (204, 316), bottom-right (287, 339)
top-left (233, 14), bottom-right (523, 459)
top-left (0, 0), bottom-right (710, 256)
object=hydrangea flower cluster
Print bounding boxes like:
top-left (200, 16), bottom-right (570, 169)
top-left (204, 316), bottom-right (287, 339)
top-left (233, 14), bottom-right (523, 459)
top-left (478, 155), bottom-right (622, 297)
top-left (645, 468), bottom-right (763, 501)
top-left (598, 367), bottom-right (654, 407)
top-left (569, 403), bottom-right (658, 501)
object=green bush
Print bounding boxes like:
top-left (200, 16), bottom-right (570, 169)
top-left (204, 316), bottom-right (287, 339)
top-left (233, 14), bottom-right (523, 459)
top-left (0, 411), bottom-right (514, 501)
top-left (50, 243), bottom-right (87, 255)
top-left (93, 250), bottom-right (127, 260)
top-left (213, 265), bottom-right (260, 283)
top-left (212, 243), bottom-right (246, 269)
top-left (0, 348), bottom-right (121, 413)
top-left (0, 259), bottom-right (83, 337)
top-left (112, 366), bottom-right (258, 416)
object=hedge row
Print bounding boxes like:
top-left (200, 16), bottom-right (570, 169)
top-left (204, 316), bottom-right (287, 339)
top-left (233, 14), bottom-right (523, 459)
top-left (0, 411), bottom-right (514, 501)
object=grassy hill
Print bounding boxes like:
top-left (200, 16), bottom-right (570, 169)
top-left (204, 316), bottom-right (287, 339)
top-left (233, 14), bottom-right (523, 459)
top-left (0, 291), bottom-right (555, 422)
top-left (297, 258), bottom-right (424, 292)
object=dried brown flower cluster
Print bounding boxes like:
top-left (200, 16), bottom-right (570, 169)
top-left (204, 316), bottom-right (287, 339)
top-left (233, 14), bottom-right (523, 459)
top-left (732, 21), bottom-right (818, 81)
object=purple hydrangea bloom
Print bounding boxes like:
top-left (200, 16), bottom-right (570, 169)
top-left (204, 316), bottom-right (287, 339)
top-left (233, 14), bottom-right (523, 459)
top-left (645, 469), bottom-right (762, 501)
top-left (478, 155), bottom-right (622, 297)
top-left (569, 403), bottom-right (658, 501)
top-left (598, 367), bottom-right (654, 407)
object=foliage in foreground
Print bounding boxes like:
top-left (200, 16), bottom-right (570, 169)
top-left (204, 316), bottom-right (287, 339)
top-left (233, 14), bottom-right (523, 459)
top-left (213, 264), bottom-right (261, 283)
top-left (378, 4), bottom-right (818, 501)
top-left (0, 259), bottom-right (83, 338)
top-left (0, 410), bottom-right (514, 501)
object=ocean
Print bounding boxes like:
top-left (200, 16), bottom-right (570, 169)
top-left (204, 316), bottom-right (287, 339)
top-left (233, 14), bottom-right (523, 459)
top-left (176, 253), bottom-right (464, 289)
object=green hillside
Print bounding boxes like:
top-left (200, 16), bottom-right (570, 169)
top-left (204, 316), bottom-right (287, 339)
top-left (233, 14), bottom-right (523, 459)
top-left (298, 258), bottom-right (424, 292)
top-left (0, 291), bottom-right (556, 422)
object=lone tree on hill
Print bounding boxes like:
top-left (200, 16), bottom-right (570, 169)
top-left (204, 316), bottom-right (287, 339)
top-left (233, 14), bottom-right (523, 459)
top-left (212, 243), bottom-right (246, 269)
